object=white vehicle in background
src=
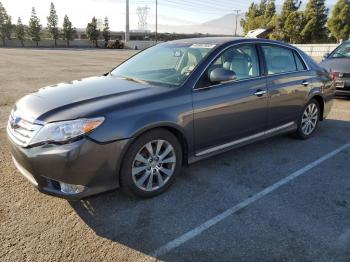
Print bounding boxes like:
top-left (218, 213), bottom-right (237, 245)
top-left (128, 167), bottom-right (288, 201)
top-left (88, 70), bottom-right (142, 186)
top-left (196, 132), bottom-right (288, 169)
top-left (245, 28), bottom-right (273, 38)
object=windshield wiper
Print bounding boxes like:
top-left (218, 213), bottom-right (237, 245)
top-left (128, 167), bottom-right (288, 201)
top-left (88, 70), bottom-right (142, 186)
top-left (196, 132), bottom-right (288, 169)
top-left (119, 76), bottom-right (149, 85)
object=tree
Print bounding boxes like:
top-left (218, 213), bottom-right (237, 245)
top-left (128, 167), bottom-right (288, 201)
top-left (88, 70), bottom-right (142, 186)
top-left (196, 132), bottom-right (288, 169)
top-left (241, 1), bottom-right (276, 35)
top-left (47, 2), bottom-right (59, 47)
top-left (302, 0), bottom-right (329, 43)
top-left (28, 7), bottom-right (41, 47)
top-left (86, 17), bottom-right (100, 48)
top-left (258, 0), bottom-right (268, 15)
top-left (241, 3), bottom-right (259, 34)
top-left (0, 2), bottom-right (12, 46)
top-left (62, 15), bottom-right (74, 47)
top-left (271, 0), bottom-right (302, 41)
top-left (15, 17), bottom-right (25, 47)
top-left (102, 16), bottom-right (111, 47)
top-left (264, 0), bottom-right (276, 26)
top-left (285, 11), bottom-right (306, 43)
top-left (328, 0), bottom-right (350, 42)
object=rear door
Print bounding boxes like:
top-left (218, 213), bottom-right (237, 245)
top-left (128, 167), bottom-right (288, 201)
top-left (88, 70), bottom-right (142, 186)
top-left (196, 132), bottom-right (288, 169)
top-left (192, 44), bottom-right (268, 154)
top-left (260, 44), bottom-right (313, 129)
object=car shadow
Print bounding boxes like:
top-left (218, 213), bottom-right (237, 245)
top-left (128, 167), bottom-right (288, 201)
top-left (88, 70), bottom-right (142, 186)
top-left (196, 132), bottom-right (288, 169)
top-left (336, 96), bottom-right (350, 101)
top-left (69, 118), bottom-right (350, 258)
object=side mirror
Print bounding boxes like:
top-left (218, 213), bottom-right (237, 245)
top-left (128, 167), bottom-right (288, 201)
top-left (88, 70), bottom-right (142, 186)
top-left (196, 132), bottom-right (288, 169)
top-left (209, 68), bottom-right (236, 83)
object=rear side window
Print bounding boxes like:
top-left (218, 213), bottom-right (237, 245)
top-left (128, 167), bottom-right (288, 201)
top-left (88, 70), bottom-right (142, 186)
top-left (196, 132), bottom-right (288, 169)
top-left (262, 45), bottom-right (297, 75)
top-left (294, 51), bottom-right (307, 71)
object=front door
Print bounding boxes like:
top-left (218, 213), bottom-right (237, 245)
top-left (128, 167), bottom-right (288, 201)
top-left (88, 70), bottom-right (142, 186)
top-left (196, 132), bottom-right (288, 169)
top-left (192, 44), bottom-right (268, 154)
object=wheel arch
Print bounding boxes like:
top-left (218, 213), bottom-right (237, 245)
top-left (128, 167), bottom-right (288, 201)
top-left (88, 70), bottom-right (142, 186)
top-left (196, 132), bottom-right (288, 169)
top-left (131, 123), bottom-right (190, 160)
top-left (134, 124), bottom-right (189, 164)
top-left (310, 94), bottom-right (325, 121)
top-left (116, 123), bottom-right (190, 187)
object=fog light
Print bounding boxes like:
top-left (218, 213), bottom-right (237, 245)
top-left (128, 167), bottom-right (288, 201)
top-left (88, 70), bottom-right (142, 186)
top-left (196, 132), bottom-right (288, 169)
top-left (59, 182), bottom-right (86, 194)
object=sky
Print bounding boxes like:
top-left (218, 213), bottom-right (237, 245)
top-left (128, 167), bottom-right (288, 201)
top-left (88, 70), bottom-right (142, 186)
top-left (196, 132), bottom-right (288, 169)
top-left (1, 0), bottom-right (339, 32)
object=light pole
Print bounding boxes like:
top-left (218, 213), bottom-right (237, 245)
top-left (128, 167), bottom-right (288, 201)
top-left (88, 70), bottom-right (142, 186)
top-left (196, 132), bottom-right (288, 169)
top-left (155, 0), bottom-right (158, 43)
top-left (233, 9), bottom-right (241, 37)
top-left (125, 0), bottom-right (130, 42)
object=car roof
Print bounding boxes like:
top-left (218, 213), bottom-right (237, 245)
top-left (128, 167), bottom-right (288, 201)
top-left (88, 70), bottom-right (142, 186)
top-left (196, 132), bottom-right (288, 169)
top-left (167, 37), bottom-right (294, 48)
top-left (170, 37), bottom-right (244, 45)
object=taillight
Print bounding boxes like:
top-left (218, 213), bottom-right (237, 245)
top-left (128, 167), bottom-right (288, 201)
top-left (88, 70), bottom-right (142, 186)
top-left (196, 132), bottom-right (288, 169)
top-left (330, 72), bottom-right (337, 80)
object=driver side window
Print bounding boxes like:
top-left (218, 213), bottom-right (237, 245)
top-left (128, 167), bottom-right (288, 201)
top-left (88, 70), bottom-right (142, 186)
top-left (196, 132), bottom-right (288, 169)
top-left (196, 44), bottom-right (260, 88)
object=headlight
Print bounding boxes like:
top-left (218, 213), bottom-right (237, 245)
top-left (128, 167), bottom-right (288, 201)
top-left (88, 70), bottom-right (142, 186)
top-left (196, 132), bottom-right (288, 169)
top-left (29, 117), bottom-right (105, 146)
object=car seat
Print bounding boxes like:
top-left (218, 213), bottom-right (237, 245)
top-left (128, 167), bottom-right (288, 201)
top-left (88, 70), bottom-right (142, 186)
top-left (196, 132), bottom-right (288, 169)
top-left (223, 53), bottom-right (250, 80)
top-left (180, 49), bottom-right (203, 75)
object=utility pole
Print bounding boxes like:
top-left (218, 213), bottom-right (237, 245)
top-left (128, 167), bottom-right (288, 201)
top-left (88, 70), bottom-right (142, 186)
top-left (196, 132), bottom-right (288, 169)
top-left (233, 9), bottom-right (241, 37)
top-left (155, 0), bottom-right (158, 43)
top-left (125, 0), bottom-right (130, 42)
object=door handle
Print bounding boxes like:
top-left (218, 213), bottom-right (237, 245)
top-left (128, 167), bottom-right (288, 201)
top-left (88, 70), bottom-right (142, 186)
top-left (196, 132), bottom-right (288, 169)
top-left (302, 81), bottom-right (310, 86)
top-left (254, 89), bottom-right (267, 97)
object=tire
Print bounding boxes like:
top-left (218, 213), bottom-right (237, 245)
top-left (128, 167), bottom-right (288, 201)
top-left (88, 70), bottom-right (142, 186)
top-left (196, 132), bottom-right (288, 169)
top-left (295, 99), bottom-right (321, 139)
top-left (120, 129), bottom-right (183, 198)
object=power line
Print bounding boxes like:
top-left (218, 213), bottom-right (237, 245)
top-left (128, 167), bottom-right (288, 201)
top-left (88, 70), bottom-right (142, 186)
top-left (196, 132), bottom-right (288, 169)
top-left (233, 9), bottom-right (241, 36)
top-left (133, 0), bottom-right (246, 13)
top-left (124, 0), bottom-right (247, 37)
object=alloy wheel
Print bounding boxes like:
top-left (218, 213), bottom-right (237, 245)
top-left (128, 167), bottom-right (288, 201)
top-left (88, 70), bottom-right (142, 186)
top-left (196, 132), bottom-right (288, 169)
top-left (301, 103), bottom-right (319, 136)
top-left (132, 139), bottom-right (176, 192)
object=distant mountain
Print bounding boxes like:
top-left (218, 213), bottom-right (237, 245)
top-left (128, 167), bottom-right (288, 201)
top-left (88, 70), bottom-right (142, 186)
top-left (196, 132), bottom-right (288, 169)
top-left (97, 3), bottom-right (332, 36)
top-left (156, 3), bottom-right (334, 36)
top-left (201, 13), bottom-right (245, 35)
top-left (157, 13), bottom-right (245, 36)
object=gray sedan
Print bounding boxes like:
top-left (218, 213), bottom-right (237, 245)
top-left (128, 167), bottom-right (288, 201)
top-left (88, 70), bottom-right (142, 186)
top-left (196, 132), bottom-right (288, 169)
top-left (7, 37), bottom-right (335, 199)
top-left (320, 40), bottom-right (350, 97)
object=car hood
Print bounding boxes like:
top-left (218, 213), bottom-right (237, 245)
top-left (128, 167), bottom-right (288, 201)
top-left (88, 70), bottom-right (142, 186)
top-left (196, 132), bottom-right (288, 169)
top-left (15, 75), bottom-right (152, 122)
top-left (320, 58), bottom-right (350, 73)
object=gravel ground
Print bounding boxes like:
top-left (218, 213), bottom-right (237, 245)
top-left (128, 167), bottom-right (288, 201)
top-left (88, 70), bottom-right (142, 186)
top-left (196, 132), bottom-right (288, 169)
top-left (0, 48), bottom-right (349, 262)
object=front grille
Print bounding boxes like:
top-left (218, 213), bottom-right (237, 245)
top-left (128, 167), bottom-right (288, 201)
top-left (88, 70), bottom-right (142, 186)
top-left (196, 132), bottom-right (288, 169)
top-left (337, 86), bottom-right (350, 91)
top-left (339, 73), bottom-right (350, 78)
top-left (335, 81), bottom-right (345, 88)
top-left (7, 109), bottom-right (43, 147)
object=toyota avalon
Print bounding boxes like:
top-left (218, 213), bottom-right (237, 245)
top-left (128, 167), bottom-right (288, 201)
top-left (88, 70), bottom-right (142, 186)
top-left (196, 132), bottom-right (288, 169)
top-left (7, 38), bottom-right (335, 199)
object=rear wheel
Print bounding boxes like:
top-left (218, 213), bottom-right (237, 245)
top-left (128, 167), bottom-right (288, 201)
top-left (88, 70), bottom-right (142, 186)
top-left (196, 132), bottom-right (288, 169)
top-left (120, 129), bottom-right (182, 198)
top-left (295, 99), bottom-right (321, 139)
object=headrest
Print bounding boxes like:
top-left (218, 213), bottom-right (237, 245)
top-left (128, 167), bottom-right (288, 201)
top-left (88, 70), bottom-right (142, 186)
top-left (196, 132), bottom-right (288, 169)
top-left (231, 53), bottom-right (249, 61)
top-left (187, 48), bottom-right (203, 62)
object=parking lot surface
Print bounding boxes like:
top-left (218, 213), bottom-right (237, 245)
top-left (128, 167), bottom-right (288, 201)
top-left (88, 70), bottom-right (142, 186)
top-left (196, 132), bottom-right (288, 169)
top-left (0, 48), bottom-right (349, 261)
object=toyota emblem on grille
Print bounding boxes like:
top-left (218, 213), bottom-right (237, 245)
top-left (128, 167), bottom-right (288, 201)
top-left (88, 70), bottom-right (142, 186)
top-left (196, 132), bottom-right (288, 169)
top-left (10, 116), bottom-right (21, 129)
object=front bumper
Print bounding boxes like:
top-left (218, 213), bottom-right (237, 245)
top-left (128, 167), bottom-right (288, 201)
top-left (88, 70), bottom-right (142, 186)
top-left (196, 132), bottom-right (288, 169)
top-left (335, 89), bottom-right (350, 96)
top-left (7, 134), bottom-right (130, 200)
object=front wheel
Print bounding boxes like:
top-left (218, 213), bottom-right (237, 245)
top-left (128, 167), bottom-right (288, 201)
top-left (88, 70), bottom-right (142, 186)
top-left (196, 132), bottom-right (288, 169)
top-left (295, 99), bottom-right (321, 139)
top-left (120, 129), bottom-right (182, 198)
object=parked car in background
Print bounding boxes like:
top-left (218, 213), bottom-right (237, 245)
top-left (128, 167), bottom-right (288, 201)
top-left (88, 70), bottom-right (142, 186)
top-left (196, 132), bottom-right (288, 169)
top-left (106, 40), bottom-right (124, 49)
top-left (7, 38), bottom-right (335, 200)
top-left (320, 41), bottom-right (350, 97)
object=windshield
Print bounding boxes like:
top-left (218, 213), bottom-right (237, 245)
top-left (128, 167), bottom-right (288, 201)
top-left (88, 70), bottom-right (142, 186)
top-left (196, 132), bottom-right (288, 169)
top-left (330, 42), bottom-right (350, 58)
top-left (111, 43), bottom-right (216, 87)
